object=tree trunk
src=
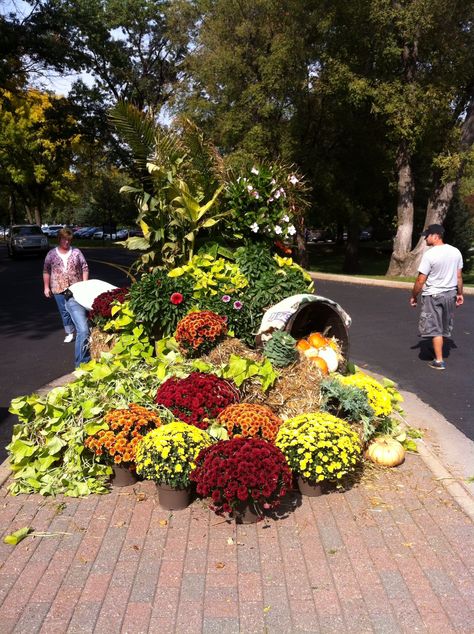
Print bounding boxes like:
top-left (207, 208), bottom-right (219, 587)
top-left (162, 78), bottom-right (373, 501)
top-left (391, 93), bottom-right (474, 276)
top-left (386, 142), bottom-right (415, 276)
top-left (34, 205), bottom-right (42, 227)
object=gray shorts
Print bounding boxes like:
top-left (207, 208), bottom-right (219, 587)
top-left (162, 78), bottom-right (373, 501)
top-left (419, 292), bottom-right (456, 338)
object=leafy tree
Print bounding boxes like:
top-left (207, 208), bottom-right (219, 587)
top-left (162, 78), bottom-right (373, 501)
top-left (0, 88), bottom-right (79, 225)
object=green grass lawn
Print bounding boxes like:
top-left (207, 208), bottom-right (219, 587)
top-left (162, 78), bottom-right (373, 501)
top-left (306, 242), bottom-right (474, 286)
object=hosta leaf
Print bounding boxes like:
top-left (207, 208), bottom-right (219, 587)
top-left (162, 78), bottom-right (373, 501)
top-left (3, 526), bottom-right (33, 545)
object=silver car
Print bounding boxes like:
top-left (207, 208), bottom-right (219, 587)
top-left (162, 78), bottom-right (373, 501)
top-left (7, 225), bottom-right (49, 258)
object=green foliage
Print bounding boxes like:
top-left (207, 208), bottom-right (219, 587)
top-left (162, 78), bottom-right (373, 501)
top-left (320, 377), bottom-right (376, 441)
top-left (220, 354), bottom-right (278, 392)
top-left (235, 242), bottom-right (313, 314)
top-left (7, 349), bottom-right (165, 496)
top-left (263, 331), bottom-right (299, 367)
top-left (128, 269), bottom-right (195, 338)
top-left (168, 253), bottom-right (248, 298)
top-left (110, 103), bottom-right (228, 269)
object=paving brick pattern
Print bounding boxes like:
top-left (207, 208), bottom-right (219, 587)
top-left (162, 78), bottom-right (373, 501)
top-left (0, 453), bottom-right (473, 633)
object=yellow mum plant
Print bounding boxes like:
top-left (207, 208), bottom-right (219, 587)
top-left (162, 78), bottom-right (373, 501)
top-left (336, 372), bottom-right (392, 417)
top-left (135, 422), bottom-right (212, 488)
top-left (275, 412), bottom-right (362, 483)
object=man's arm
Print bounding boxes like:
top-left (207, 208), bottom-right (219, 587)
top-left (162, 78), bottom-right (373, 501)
top-left (456, 269), bottom-right (464, 306)
top-left (410, 272), bottom-right (428, 306)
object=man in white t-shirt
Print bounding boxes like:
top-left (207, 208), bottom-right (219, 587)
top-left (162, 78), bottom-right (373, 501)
top-left (410, 224), bottom-right (464, 370)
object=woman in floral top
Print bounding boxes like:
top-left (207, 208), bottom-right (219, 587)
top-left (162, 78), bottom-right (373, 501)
top-left (43, 228), bottom-right (90, 367)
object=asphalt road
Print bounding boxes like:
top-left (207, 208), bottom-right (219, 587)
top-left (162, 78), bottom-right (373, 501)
top-left (0, 246), bottom-right (472, 463)
top-left (313, 277), bottom-right (473, 440)
top-left (0, 244), bottom-right (136, 461)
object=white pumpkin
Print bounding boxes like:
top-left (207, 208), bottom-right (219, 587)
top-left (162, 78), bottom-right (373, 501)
top-left (316, 346), bottom-right (339, 372)
top-left (303, 347), bottom-right (321, 359)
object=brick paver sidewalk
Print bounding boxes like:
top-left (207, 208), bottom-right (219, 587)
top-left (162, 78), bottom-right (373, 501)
top-left (0, 453), bottom-right (473, 633)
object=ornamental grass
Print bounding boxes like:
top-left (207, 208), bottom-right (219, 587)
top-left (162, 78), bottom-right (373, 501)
top-left (135, 421), bottom-right (212, 488)
top-left (275, 412), bottom-right (362, 483)
top-left (217, 403), bottom-right (282, 442)
top-left (84, 403), bottom-right (162, 470)
top-left (190, 437), bottom-right (292, 517)
top-left (175, 310), bottom-right (228, 357)
top-left (155, 372), bottom-right (240, 429)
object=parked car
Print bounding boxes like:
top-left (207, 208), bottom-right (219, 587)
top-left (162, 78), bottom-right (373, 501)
top-left (92, 230), bottom-right (104, 240)
top-left (7, 225), bottom-right (49, 258)
top-left (42, 224), bottom-right (64, 237)
top-left (80, 227), bottom-right (99, 239)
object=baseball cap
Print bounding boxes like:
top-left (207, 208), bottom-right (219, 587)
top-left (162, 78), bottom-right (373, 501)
top-left (421, 224), bottom-right (445, 237)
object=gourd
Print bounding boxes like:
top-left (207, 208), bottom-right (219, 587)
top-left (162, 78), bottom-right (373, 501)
top-left (296, 338), bottom-right (311, 352)
top-left (310, 356), bottom-right (329, 375)
top-left (308, 332), bottom-right (328, 348)
top-left (365, 437), bottom-right (405, 467)
top-left (264, 330), bottom-right (299, 367)
top-left (317, 346), bottom-right (339, 373)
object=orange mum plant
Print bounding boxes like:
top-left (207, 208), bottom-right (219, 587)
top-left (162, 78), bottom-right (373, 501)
top-left (217, 403), bottom-right (283, 442)
top-left (175, 310), bottom-right (228, 356)
top-left (84, 404), bottom-right (162, 470)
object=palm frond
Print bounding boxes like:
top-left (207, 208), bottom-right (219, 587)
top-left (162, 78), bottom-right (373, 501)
top-left (108, 101), bottom-right (156, 168)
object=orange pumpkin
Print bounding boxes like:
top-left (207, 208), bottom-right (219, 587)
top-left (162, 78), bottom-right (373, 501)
top-left (308, 332), bottom-right (328, 348)
top-left (311, 356), bottom-right (329, 375)
top-left (296, 339), bottom-right (311, 351)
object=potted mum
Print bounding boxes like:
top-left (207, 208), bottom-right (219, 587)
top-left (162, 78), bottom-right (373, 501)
top-left (190, 437), bottom-right (292, 523)
top-left (84, 403), bottom-right (162, 486)
top-left (135, 421), bottom-right (212, 510)
top-left (155, 372), bottom-right (239, 429)
top-left (175, 310), bottom-right (228, 357)
top-left (275, 412), bottom-right (362, 496)
top-left (216, 403), bottom-right (282, 442)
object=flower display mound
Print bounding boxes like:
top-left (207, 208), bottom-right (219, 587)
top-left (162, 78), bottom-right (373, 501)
top-left (84, 403), bottom-right (162, 471)
top-left (175, 310), bottom-right (228, 357)
top-left (191, 437), bottom-right (292, 517)
top-left (336, 372), bottom-right (392, 418)
top-left (275, 412), bottom-right (362, 483)
top-left (217, 403), bottom-right (283, 442)
top-left (136, 421), bottom-right (212, 488)
top-left (155, 372), bottom-right (240, 429)
top-left (89, 287), bottom-right (130, 327)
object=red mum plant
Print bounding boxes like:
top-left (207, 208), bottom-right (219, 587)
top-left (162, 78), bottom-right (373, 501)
top-left (217, 403), bottom-right (283, 442)
top-left (89, 287), bottom-right (130, 327)
top-left (155, 372), bottom-right (239, 430)
top-left (190, 437), bottom-right (292, 519)
top-left (84, 403), bottom-right (162, 470)
top-left (175, 310), bottom-right (228, 357)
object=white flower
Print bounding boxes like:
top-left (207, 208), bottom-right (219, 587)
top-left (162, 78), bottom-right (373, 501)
top-left (287, 224), bottom-right (296, 235)
top-left (271, 178), bottom-right (276, 185)
top-left (246, 184), bottom-right (253, 192)
top-left (251, 167), bottom-right (259, 175)
top-left (250, 222), bottom-right (260, 233)
top-left (274, 189), bottom-right (281, 199)
top-left (274, 225), bottom-right (282, 235)
top-left (289, 174), bottom-right (299, 185)
top-left (282, 214), bottom-right (290, 222)
top-left (250, 190), bottom-right (260, 199)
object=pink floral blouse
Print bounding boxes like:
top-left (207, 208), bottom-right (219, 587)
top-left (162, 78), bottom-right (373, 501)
top-left (43, 248), bottom-right (89, 294)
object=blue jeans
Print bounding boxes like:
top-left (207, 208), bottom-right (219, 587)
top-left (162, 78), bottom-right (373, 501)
top-left (53, 293), bottom-right (75, 334)
top-left (65, 297), bottom-right (91, 367)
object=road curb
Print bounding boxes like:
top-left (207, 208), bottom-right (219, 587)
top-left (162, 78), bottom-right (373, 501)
top-left (310, 271), bottom-right (474, 294)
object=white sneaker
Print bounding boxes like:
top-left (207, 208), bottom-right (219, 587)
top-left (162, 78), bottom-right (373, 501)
top-left (64, 333), bottom-right (74, 343)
